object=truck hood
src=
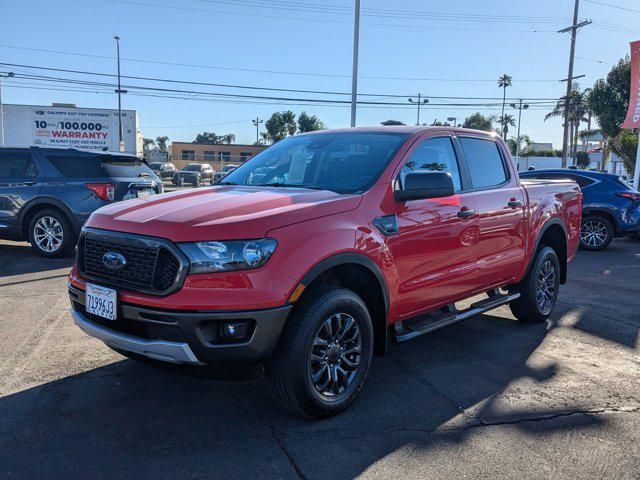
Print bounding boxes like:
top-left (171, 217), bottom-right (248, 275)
top-left (86, 185), bottom-right (362, 242)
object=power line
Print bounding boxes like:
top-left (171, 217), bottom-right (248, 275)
top-left (584, 0), bottom-right (640, 14)
top-left (0, 62), bottom-right (563, 102)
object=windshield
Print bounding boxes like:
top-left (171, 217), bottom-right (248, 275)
top-left (183, 164), bottom-right (201, 172)
top-left (149, 163), bottom-right (162, 169)
top-left (222, 131), bottom-right (409, 194)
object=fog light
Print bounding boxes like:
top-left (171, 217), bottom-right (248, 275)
top-left (219, 321), bottom-right (251, 342)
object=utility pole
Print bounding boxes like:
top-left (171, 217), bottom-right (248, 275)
top-left (0, 69), bottom-right (14, 146)
top-left (558, 0), bottom-right (591, 168)
top-left (408, 94), bottom-right (429, 126)
top-left (510, 100), bottom-right (529, 167)
top-left (252, 117), bottom-right (263, 144)
top-left (447, 116), bottom-right (458, 127)
top-left (350, 0), bottom-right (360, 127)
top-left (114, 35), bottom-right (127, 152)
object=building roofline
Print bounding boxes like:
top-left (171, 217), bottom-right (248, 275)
top-left (171, 142), bottom-right (266, 148)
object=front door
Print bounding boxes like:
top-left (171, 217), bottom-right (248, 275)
top-left (0, 150), bottom-right (43, 235)
top-left (387, 133), bottom-right (479, 319)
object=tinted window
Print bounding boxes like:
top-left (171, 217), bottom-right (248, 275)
top-left (149, 163), bottom-right (163, 169)
top-left (0, 153), bottom-right (36, 178)
top-left (398, 137), bottom-right (462, 191)
top-left (571, 175), bottom-right (596, 188)
top-left (47, 154), bottom-right (152, 178)
top-left (184, 164), bottom-right (202, 172)
top-left (460, 137), bottom-right (508, 188)
top-left (224, 131), bottom-right (409, 194)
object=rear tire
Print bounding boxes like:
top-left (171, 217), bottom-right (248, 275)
top-left (509, 246), bottom-right (560, 323)
top-left (579, 214), bottom-right (613, 251)
top-left (267, 286), bottom-right (374, 419)
top-left (28, 209), bottom-right (76, 258)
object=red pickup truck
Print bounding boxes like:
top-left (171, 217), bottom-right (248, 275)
top-left (68, 127), bottom-right (582, 418)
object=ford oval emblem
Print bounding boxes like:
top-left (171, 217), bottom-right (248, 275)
top-left (102, 252), bottom-right (127, 270)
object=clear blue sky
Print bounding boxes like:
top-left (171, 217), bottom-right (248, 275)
top-left (1, 0), bottom-right (638, 148)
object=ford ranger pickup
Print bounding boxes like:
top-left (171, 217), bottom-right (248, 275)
top-left (68, 127), bottom-right (582, 419)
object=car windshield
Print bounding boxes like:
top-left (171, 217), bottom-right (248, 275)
top-left (222, 131), bottom-right (409, 194)
top-left (183, 164), bottom-right (201, 172)
top-left (149, 163), bottom-right (162, 169)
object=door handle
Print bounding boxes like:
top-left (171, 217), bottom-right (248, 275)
top-left (21, 181), bottom-right (37, 186)
top-left (457, 208), bottom-right (475, 219)
top-left (507, 200), bottom-right (522, 208)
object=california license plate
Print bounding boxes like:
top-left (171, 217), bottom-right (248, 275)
top-left (136, 188), bottom-right (154, 198)
top-left (86, 283), bottom-right (117, 320)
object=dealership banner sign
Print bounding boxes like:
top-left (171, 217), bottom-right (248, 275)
top-left (622, 40), bottom-right (640, 129)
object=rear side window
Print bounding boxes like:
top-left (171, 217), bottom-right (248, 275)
top-left (46, 154), bottom-right (152, 178)
top-left (399, 137), bottom-right (462, 191)
top-left (571, 175), bottom-right (595, 188)
top-left (0, 153), bottom-right (37, 178)
top-left (460, 137), bottom-right (508, 189)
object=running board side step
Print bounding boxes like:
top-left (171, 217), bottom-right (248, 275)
top-left (392, 291), bottom-right (521, 343)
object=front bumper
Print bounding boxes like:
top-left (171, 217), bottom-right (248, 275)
top-left (69, 284), bottom-right (292, 366)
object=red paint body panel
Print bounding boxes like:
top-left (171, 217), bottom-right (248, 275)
top-left (75, 127), bottom-right (582, 328)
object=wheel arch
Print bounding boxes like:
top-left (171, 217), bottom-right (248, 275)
top-left (582, 208), bottom-right (618, 232)
top-left (294, 253), bottom-right (390, 356)
top-left (19, 197), bottom-right (76, 240)
top-left (528, 219), bottom-right (568, 284)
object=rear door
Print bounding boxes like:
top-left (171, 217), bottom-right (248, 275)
top-left (0, 149), bottom-right (44, 234)
top-left (458, 135), bottom-right (526, 289)
top-left (388, 132), bottom-right (480, 318)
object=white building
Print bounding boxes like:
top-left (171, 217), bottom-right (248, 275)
top-left (1, 103), bottom-right (143, 156)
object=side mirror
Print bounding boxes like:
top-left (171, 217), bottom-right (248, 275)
top-left (396, 171), bottom-right (455, 202)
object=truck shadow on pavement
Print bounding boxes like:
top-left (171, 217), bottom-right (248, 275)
top-left (0, 312), bottom-right (606, 479)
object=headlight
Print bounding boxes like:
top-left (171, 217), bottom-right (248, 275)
top-left (179, 239), bottom-right (277, 274)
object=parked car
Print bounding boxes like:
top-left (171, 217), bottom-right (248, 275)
top-left (520, 169), bottom-right (640, 250)
top-left (212, 164), bottom-right (239, 183)
top-left (0, 146), bottom-right (162, 257)
top-left (172, 163), bottom-right (214, 186)
top-left (149, 161), bottom-right (177, 180)
top-left (69, 127), bottom-right (581, 418)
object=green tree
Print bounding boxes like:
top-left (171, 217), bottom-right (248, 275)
top-left (194, 132), bottom-right (221, 144)
top-left (221, 133), bottom-right (236, 144)
top-left (497, 114), bottom-right (516, 139)
top-left (143, 138), bottom-right (155, 155)
top-left (155, 136), bottom-right (169, 152)
top-left (462, 112), bottom-right (494, 131)
top-left (297, 112), bottom-right (325, 133)
top-left (381, 119), bottom-right (406, 126)
top-left (589, 56), bottom-right (637, 174)
top-left (575, 151), bottom-right (591, 169)
top-left (265, 111), bottom-right (297, 142)
top-left (498, 74), bottom-right (513, 137)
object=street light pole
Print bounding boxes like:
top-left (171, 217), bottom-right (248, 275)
top-left (0, 69), bottom-right (15, 146)
top-left (447, 116), bottom-right (457, 127)
top-left (510, 99), bottom-right (529, 167)
top-left (252, 117), bottom-right (263, 144)
top-left (350, 0), bottom-right (360, 127)
top-left (408, 94), bottom-right (429, 126)
top-left (114, 35), bottom-right (126, 152)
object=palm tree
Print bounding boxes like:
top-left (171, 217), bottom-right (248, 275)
top-left (222, 133), bottom-right (236, 144)
top-left (545, 87), bottom-right (590, 162)
top-left (497, 114), bottom-right (516, 139)
top-left (498, 74), bottom-right (513, 136)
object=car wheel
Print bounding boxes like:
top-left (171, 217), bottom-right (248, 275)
top-left (509, 246), bottom-right (560, 323)
top-left (28, 209), bottom-right (76, 258)
top-left (579, 215), bottom-right (613, 251)
top-left (267, 286), bottom-right (374, 419)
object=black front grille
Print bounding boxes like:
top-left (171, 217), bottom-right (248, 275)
top-left (79, 230), bottom-right (184, 295)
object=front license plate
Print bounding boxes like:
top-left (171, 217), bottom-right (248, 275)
top-left (86, 283), bottom-right (117, 320)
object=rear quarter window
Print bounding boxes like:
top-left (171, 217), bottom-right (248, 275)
top-left (46, 155), bottom-right (105, 178)
top-left (460, 137), bottom-right (508, 189)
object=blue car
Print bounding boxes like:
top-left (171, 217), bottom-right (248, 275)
top-left (520, 169), bottom-right (640, 250)
top-left (0, 146), bottom-right (162, 257)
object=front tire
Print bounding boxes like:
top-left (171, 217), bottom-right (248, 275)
top-left (267, 286), bottom-right (374, 419)
top-left (28, 209), bottom-right (76, 258)
top-left (509, 246), bottom-right (560, 323)
top-left (580, 214), bottom-right (613, 251)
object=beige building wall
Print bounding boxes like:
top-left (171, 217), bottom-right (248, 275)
top-left (170, 143), bottom-right (267, 171)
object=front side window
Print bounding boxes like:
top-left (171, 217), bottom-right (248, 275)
top-left (0, 153), bottom-right (36, 178)
top-left (398, 136), bottom-right (462, 191)
top-left (460, 137), bottom-right (508, 189)
top-left (223, 131), bottom-right (409, 194)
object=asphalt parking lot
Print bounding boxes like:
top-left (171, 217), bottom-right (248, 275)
top-left (0, 238), bottom-right (639, 479)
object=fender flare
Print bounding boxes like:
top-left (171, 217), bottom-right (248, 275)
top-left (525, 218), bottom-right (568, 283)
top-left (18, 197), bottom-right (77, 235)
top-left (299, 252), bottom-right (390, 316)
